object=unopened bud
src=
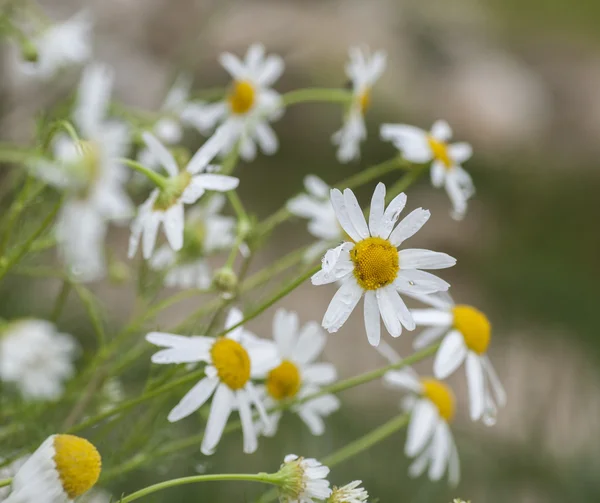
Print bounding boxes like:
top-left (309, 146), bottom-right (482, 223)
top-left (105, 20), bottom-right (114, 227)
top-left (20, 38), bottom-right (39, 63)
top-left (212, 267), bottom-right (238, 299)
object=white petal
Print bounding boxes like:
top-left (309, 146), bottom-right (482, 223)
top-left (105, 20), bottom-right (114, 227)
top-left (322, 278), bottom-right (363, 333)
top-left (445, 173), bottom-right (468, 221)
top-left (298, 409), bottom-right (326, 436)
top-left (376, 287), bottom-right (402, 338)
top-left (466, 353), bottom-right (485, 421)
top-left (413, 326), bottom-right (448, 350)
top-left (196, 174), bottom-right (239, 192)
top-left (142, 212), bottom-right (162, 260)
top-left (245, 43), bottom-right (265, 72)
top-left (368, 183), bottom-right (385, 237)
top-left (201, 384), bottom-right (235, 455)
top-left (237, 390), bottom-right (258, 454)
top-left (273, 309), bottom-right (299, 358)
top-left (431, 160), bottom-right (446, 188)
top-left (219, 52), bottom-right (246, 79)
top-left (406, 399), bottom-right (438, 457)
top-left (146, 332), bottom-right (212, 349)
top-left (430, 120), bottom-right (452, 142)
top-left (311, 243), bottom-right (354, 286)
top-left (448, 437), bottom-right (461, 487)
top-left (167, 377), bottom-right (219, 422)
top-left (395, 269), bottom-right (451, 295)
top-left (343, 189), bottom-right (369, 240)
top-left (294, 321), bottom-right (326, 365)
top-left (254, 121), bottom-right (279, 155)
top-left (303, 363), bottom-right (337, 385)
top-left (151, 348), bottom-right (208, 364)
top-left (408, 447), bottom-right (431, 479)
top-left (377, 192), bottom-right (407, 239)
top-left (380, 124), bottom-right (432, 163)
top-left (483, 355), bottom-right (507, 407)
top-left (256, 55), bottom-right (284, 86)
top-left (330, 189), bottom-right (362, 242)
top-left (142, 132), bottom-right (178, 177)
top-left (163, 203), bottom-right (185, 251)
top-left (410, 309), bottom-right (453, 327)
top-left (399, 249), bottom-right (456, 270)
top-left (449, 142), bottom-right (473, 164)
top-left (186, 128), bottom-right (228, 175)
top-left (364, 290), bottom-right (381, 346)
top-left (305, 175), bottom-right (330, 199)
top-left (389, 208), bottom-right (430, 247)
top-left (428, 421), bottom-right (451, 481)
top-left (433, 330), bottom-right (468, 379)
top-left (383, 370), bottom-right (421, 393)
top-left (246, 381), bottom-right (271, 429)
top-left (74, 63), bottom-right (113, 137)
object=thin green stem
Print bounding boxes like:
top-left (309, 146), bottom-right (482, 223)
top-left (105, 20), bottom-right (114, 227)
top-left (281, 88), bottom-right (353, 107)
top-left (58, 120), bottom-right (80, 144)
top-left (0, 478), bottom-right (11, 489)
top-left (119, 472), bottom-right (280, 503)
top-left (50, 280), bottom-right (71, 322)
top-left (119, 158), bottom-right (169, 189)
top-left (0, 145), bottom-right (33, 163)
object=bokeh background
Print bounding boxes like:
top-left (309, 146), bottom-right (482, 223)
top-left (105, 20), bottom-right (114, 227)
top-left (2, 0), bottom-right (600, 502)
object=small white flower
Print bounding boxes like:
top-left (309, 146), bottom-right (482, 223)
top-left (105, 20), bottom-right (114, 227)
top-left (256, 309), bottom-right (340, 437)
top-left (4, 434), bottom-right (101, 503)
top-left (278, 454), bottom-right (332, 503)
top-left (146, 308), bottom-right (278, 455)
top-left (16, 11), bottom-right (92, 79)
top-left (182, 43), bottom-right (284, 161)
top-left (311, 183), bottom-right (456, 346)
top-left (328, 480), bottom-right (369, 503)
top-left (383, 364), bottom-right (460, 486)
top-left (138, 75), bottom-right (193, 169)
top-left (410, 293), bottom-right (506, 425)
top-left (380, 120), bottom-right (474, 220)
top-left (148, 194), bottom-right (236, 290)
top-left (287, 175), bottom-right (342, 261)
top-left (128, 131), bottom-right (238, 260)
top-left (332, 47), bottom-right (386, 163)
top-left (30, 64), bottom-right (133, 281)
top-left (0, 319), bottom-right (77, 400)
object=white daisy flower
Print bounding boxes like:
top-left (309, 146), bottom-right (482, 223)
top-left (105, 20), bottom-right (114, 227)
top-left (384, 366), bottom-right (460, 486)
top-left (138, 75), bottom-right (192, 169)
top-left (328, 480), bottom-right (369, 503)
top-left (30, 64), bottom-right (133, 281)
top-left (287, 175), bottom-right (342, 261)
top-left (256, 309), bottom-right (340, 437)
top-left (278, 454), bottom-right (332, 503)
top-left (146, 308), bottom-right (277, 455)
top-left (182, 43), bottom-right (284, 161)
top-left (380, 120), bottom-right (474, 220)
top-left (16, 11), bottom-right (92, 79)
top-left (128, 131), bottom-right (238, 260)
top-left (4, 434), bottom-right (101, 503)
top-left (311, 183), bottom-right (456, 346)
top-left (0, 319), bottom-right (77, 400)
top-left (410, 293), bottom-right (506, 425)
top-left (148, 194), bottom-right (236, 289)
top-left (332, 47), bottom-right (386, 163)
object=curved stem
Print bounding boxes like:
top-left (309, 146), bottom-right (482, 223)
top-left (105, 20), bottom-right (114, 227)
top-left (281, 88), bottom-right (353, 107)
top-left (119, 472), bottom-right (280, 503)
top-left (119, 158), bottom-right (169, 190)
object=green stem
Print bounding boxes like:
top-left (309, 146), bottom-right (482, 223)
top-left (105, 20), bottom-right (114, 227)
top-left (119, 158), bottom-right (169, 189)
top-left (50, 280), bottom-right (71, 322)
top-left (281, 88), bottom-right (353, 107)
top-left (119, 472), bottom-right (281, 503)
top-left (0, 478), bottom-right (11, 489)
top-left (0, 146), bottom-right (32, 163)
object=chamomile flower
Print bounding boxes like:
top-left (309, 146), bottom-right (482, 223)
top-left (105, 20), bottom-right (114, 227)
top-left (138, 75), bottom-right (192, 169)
top-left (4, 434), bottom-right (101, 503)
top-left (311, 183), bottom-right (455, 346)
top-left (16, 11), bottom-right (92, 79)
top-left (256, 309), bottom-right (340, 437)
top-left (29, 64), bottom-right (132, 281)
top-left (149, 194), bottom-right (236, 289)
top-left (0, 319), bottom-right (77, 400)
top-left (328, 480), bottom-right (369, 503)
top-left (332, 47), bottom-right (386, 163)
top-left (383, 366), bottom-right (460, 486)
top-left (128, 131), bottom-right (238, 260)
top-left (277, 454), bottom-right (332, 503)
top-left (146, 308), bottom-right (277, 455)
top-left (410, 293), bottom-right (506, 425)
top-left (380, 120), bottom-right (474, 220)
top-left (182, 43), bottom-right (284, 161)
top-left (287, 175), bottom-right (342, 261)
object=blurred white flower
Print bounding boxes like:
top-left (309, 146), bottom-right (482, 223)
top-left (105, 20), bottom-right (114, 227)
top-left (278, 454), bottom-right (332, 503)
top-left (128, 131), bottom-right (238, 260)
top-left (149, 194), bottom-right (236, 289)
top-left (255, 309), bottom-right (340, 437)
top-left (0, 319), bottom-right (77, 401)
top-left (182, 43), bottom-right (284, 161)
top-left (29, 64), bottom-right (133, 281)
top-left (146, 308), bottom-right (278, 455)
top-left (311, 183), bottom-right (455, 346)
top-left (332, 47), bottom-right (386, 163)
top-left (287, 175), bottom-right (342, 261)
top-left (328, 480), bottom-right (369, 503)
top-left (16, 11), bottom-right (92, 79)
top-left (410, 293), bottom-right (506, 425)
top-left (380, 120), bottom-right (474, 220)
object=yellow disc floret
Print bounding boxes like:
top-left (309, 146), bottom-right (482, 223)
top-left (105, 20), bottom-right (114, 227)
top-left (358, 89), bottom-right (371, 114)
top-left (228, 80), bottom-right (255, 115)
top-left (266, 360), bottom-right (302, 400)
top-left (427, 136), bottom-right (452, 169)
top-left (350, 237), bottom-right (399, 290)
top-left (421, 378), bottom-right (455, 422)
top-left (53, 434), bottom-right (101, 499)
top-left (452, 305), bottom-right (491, 355)
top-left (210, 338), bottom-right (251, 390)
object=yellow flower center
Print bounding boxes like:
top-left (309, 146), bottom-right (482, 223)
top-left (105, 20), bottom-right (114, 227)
top-left (427, 135), bottom-right (452, 169)
top-left (421, 378), bottom-right (455, 422)
top-left (452, 305), bottom-right (491, 355)
top-left (53, 434), bottom-right (101, 499)
top-left (266, 360), bottom-right (302, 400)
top-left (210, 338), bottom-right (251, 390)
top-left (153, 171), bottom-right (192, 211)
top-left (350, 237), bottom-right (399, 290)
top-left (228, 80), bottom-right (255, 115)
top-left (358, 89), bottom-right (371, 114)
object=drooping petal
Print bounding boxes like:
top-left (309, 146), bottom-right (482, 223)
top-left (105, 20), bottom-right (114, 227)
top-left (364, 290), bottom-right (381, 346)
top-left (405, 399), bottom-right (438, 457)
top-left (167, 377), bottom-right (219, 422)
top-left (294, 321), bottom-right (326, 365)
top-left (428, 421), bottom-right (451, 481)
top-left (163, 203), bottom-right (185, 251)
top-left (142, 212), bottom-right (162, 260)
top-left (237, 390), bottom-right (258, 454)
top-left (298, 409), bottom-right (326, 436)
top-left (466, 353), bottom-right (485, 421)
top-left (322, 278), bottom-right (363, 333)
top-left (430, 160), bottom-right (446, 188)
top-left (413, 326), bottom-right (448, 350)
top-left (482, 355), bottom-right (507, 407)
top-left (201, 384), bottom-right (235, 455)
top-left (253, 121), bottom-right (279, 155)
top-left (433, 330), bottom-right (468, 379)
top-left (376, 287), bottom-right (402, 338)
